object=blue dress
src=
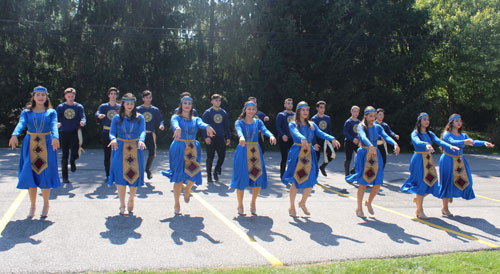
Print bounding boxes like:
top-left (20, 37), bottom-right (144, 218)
top-left (161, 115), bottom-right (208, 185)
top-left (12, 109), bottom-right (61, 189)
top-left (282, 122), bottom-right (335, 189)
top-left (437, 132), bottom-right (486, 200)
top-left (401, 131), bottom-right (453, 196)
top-left (231, 119), bottom-right (274, 190)
top-left (346, 124), bottom-right (396, 185)
top-left (108, 114), bottom-right (146, 187)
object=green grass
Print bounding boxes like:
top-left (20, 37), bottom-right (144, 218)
top-left (104, 250), bottom-right (500, 274)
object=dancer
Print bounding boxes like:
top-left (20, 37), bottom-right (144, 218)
top-left (9, 86), bottom-right (60, 218)
top-left (401, 113), bottom-right (459, 219)
top-left (202, 94), bottom-right (230, 182)
top-left (311, 101), bottom-right (335, 176)
top-left (173, 92), bottom-right (199, 116)
top-left (95, 87), bottom-right (121, 180)
top-left (248, 97), bottom-right (270, 154)
top-left (137, 90), bottom-right (165, 180)
top-left (276, 98), bottom-right (295, 179)
top-left (108, 93), bottom-right (146, 215)
top-left (343, 106), bottom-right (361, 177)
top-left (346, 106), bottom-right (400, 218)
top-left (282, 101), bottom-right (340, 217)
top-left (438, 114), bottom-right (495, 216)
top-left (161, 95), bottom-right (215, 215)
top-left (231, 101), bottom-right (276, 215)
top-left (56, 87), bottom-right (86, 183)
top-left (374, 108), bottom-right (399, 169)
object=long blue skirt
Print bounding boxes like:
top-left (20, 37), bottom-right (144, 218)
top-left (231, 144), bottom-right (268, 190)
top-left (401, 153), bottom-right (439, 196)
top-left (282, 144), bottom-right (319, 189)
top-left (437, 154), bottom-right (475, 200)
top-left (108, 139), bottom-right (144, 187)
top-left (346, 147), bottom-right (384, 186)
top-left (161, 139), bottom-right (203, 185)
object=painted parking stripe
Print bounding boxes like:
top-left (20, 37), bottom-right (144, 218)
top-left (317, 183), bottom-right (499, 249)
top-left (190, 191), bottom-right (284, 266)
top-left (476, 194), bottom-right (500, 203)
top-left (0, 190), bottom-right (27, 234)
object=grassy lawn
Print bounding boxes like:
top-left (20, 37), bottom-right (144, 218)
top-left (106, 250), bottom-right (500, 274)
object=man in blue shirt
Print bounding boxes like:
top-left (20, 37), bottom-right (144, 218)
top-left (202, 94), bottom-right (230, 182)
top-left (248, 97), bottom-right (270, 154)
top-left (137, 90), bottom-right (165, 180)
top-left (276, 98), bottom-right (295, 179)
top-left (343, 105), bottom-right (361, 177)
top-left (375, 108), bottom-right (399, 169)
top-left (311, 101), bottom-right (334, 177)
top-left (95, 87), bottom-right (121, 180)
top-left (56, 87), bottom-right (86, 183)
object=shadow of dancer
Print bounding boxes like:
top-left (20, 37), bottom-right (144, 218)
top-left (290, 218), bottom-right (363, 246)
top-left (451, 216), bottom-right (500, 238)
top-left (423, 217), bottom-right (497, 243)
top-left (234, 215), bottom-right (291, 242)
top-left (359, 218), bottom-right (430, 244)
top-left (84, 182), bottom-right (117, 200)
top-left (136, 182), bottom-right (163, 199)
top-left (100, 215), bottom-right (142, 245)
top-left (0, 218), bottom-right (54, 251)
top-left (49, 183), bottom-right (79, 200)
top-left (161, 215), bottom-right (220, 245)
top-left (199, 182), bottom-right (232, 197)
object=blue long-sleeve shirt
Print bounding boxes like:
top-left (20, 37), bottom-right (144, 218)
top-left (343, 118), bottom-right (361, 141)
top-left (56, 102), bottom-right (86, 132)
top-left (256, 111), bottom-right (267, 121)
top-left (311, 114), bottom-right (332, 135)
top-left (235, 119), bottom-right (273, 142)
top-left (375, 121), bottom-right (397, 140)
top-left (12, 109), bottom-right (59, 140)
top-left (136, 105), bottom-right (164, 133)
top-left (276, 111), bottom-right (295, 138)
top-left (289, 121), bottom-right (334, 144)
top-left (95, 103), bottom-right (121, 131)
top-left (358, 124), bottom-right (396, 147)
top-left (441, 132), bottom-right (486, 156)
top-left (412, 130), bottom-right (453, 152)
top-left (202, 107), bottom-right (230, 139)
top-left (109, 114), bottom-right (146, 142)
top-left (171, 114), bottom-right (208, 140)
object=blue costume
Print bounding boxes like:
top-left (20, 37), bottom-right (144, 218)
top-left (137, 105), bottom-right (164, 133)
top-left (401, 131), bottom-right (453, 196)
top-left (231, 119), bottom-right (274, 190)
top-left (12, 109), bottom-right (61, 189)
top-left (346, 124), bottom-right (395, 185)
top-left (311, 114), bottom-right (332, 135)
top-left (161, 115), bottom-right (209, 185)
top-left (437, 132), bottom-right (486, 200)
top-left (282, 122), bottom-right (335, 188)
top-left (56, 102), bottom-right (86, 132)
top-left (108, 114), bottom-right (146, 187)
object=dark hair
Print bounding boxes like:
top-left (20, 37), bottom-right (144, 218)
top-left (118, 93), bottom-right (137, 122)
top-left (64, 87), bottom-right (76, 95)
top-left (414, 112), bottom-right (429, 140)
top-left (180, 92), bottom-right (191, 99)
top-left (284, 98), bottom-right (293, 103)
top-left (211, 94), bottom-right (221, 100)
top-left (316, 101), bottom-right (326, 108)
top-left (142, 90), bottom-right (152, 97)
top-left (237, 101), bottom-right (257, 120)
top-left (361, 106), bottom-right (376, 140)
top-left (107, 87), bottom-right (119, 96)
top-left (294, 101), bottom-right (310, 128)
top-left (443, 113), bottom-right (462, 135)
top-left (27, 87), bottom-right (52, 111)
top-left (176, 97), bottom-right (194, 119)
top-left (376, 108), bottom-right (385, 114)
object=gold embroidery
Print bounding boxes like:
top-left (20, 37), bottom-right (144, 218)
top-left (444, 152), bottom-right (469, 191)
top-left (118, 138), bottom-right (140, 185)
top-left (180, 139), bottom-right (201, 177)
top-left (361, 145), bottom-right (378, 183)
top-left (318, 120), bottom-right (327, 130)
top-left (64, 108), bottom-right (75, 119)
top-left (293, 143), bottom-right (312, 184)
top-left (415, 151), bottom-right (438, 187)
top-left (143, 112), bottom-right (153, 122)
top-left (246, 142), bottom-right (262, 181)
top-left (213, 114), bottom-right (223, 124)
top-left (28, 132), bottom-right (50, 175)
top-left (107, 110), bottom-right (117, 121)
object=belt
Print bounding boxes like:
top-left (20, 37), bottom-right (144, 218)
top-left (294, 142), bottom-right (312, 146)
top-left (444, 151), bottom-right (463, 158)
top-left (377, 140), bottom-right (385, 145)
top-left (103, 126), bottom-right (111, 130)
top-left (117, 137), bottom-right (139, 142)
top-left (27, 131), bottom-right (51, 136)
top-left (146, 130), bottom-right (153, 133)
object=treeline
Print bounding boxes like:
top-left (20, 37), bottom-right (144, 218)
top-left (1, 0), bottom-right (499, 149)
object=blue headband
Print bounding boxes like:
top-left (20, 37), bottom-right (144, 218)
top-left (296, 104), bottom-right (309, 110)
top-left (448, 115), bottom-right (461, 122)
top-left (122, 97), bottom-right (136, 102)
top-left (365, 109), bottom-right (376, 114)
top-left (245, 102), bottom-right (256, 108)
top-left (33, 86), bottom-right (48, 93)
top-left (417, 113), bottom-right (429, 120)
top-left (181, 97), bottom-right (193, 102)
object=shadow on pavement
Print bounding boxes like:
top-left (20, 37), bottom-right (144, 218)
top-left (359, 218), bottom-right (430, 244)
top-left (49, 183), bottom-right (79, 200)
top-left (290, 218), bottom-right (363, 246)
top-left (0, 218), bottom-right (54, 251)
top-left (199, 181), bottom-right (233, 197)
top-left (160, 215), bottom-right (220, 245)
top-left (84, 182), bottom-right (117, 200)
top-left (234, 215), bottom-right (291, 242)
top-left (136, 182), bottom-right (163, 199)
top-left (451, 216), bottom-right (500, 238)
top-left (100, 215), bottom-right (142, 245)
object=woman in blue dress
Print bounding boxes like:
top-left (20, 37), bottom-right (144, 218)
top-left (438, 114), bottom-right (495, 217)
top-left (108, 93), bottom-right (146, 215)
top-left (161, 95), bottom-right (215, 215)
top-left (346, 106), bottom-right (400, 218)
top-left (9, 86), bottom-right (61, 218)
top-left (231, 101), bottom-right (276, 216)
top-left (401, 113), bottom-right (459, 219)
top-left (282, 101), bottom-right (340, 217)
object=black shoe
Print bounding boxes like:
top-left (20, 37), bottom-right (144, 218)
top-left (350, 168), bottom-right (356, 175)
top-left (62, 177), bottom-right (70, 184)
top-left (319, 164), bottom-right (327, 177)
top-left (146, 170), bottom-right (152, 180)
top-left (207, 175), bottom-right (213, 183)
top-left (213, 172), bottom-right (219, 181)
top-left (70, 160), bottom-right (76, 172)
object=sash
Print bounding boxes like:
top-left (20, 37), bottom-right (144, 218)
top-left (28, 131), bottom-right (50, 175)
top-left (322, 140), bottom-right (336, 164)
top-left (180, 139), bottom-right (201, 177)
top-left (103, 126), bottom-right (111, 131)
top-left (415, 151), bottom-right (438, 187)
top-left (444, 152), bottom-right (469, 191)
top-left (377, 139), bottom-right (388, 155)
top-left (118, 138), bottom-right (140, 185)
top-left (293, 143), bottom-right (312, 184)
top-left (246, 142), bottom-right (263, 181)
top-left (361, 145), bottom-right (378, 183)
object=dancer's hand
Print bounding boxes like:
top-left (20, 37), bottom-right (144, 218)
top-left (394, 144), bottom-right (400, 155)
top-left (108, 139), bottom-right (118, 150)
top-left (138, 141), bottom-right (146, 150)
top-left (450, 145), bottom-right (460, 152)
top-left (314, 144), bottom-right (320, 151)
top-left (80, 121), bottom-right (86, 127)
top-left (239, 137), bottom-right (246, 147)
top-left (269, 136), bottom-right (277, 145)
top-left (98, 114), bottom-right (105, 119)
top-left (332, 139), bottom-right (341, 149)
top-left (57, 122), bottom-right (61, 128)
top-left (426, 144), bottom-right (435, 153)
top-left (282, 135), bottom-right (288, 142)
top-left (206, 126), bottom-right (216, 138)
top-left (395, 135), bottom-right (400, 140)
top-left (301, 139), bottom-right (308, 150)
top-left (173, 127), bottom-right (181, 140)
top-left (368, 145), bottom-right (377, 157)
top-left (264, 116), bottom-right (269, 122)
top-left (464, 139), bottom-right (475, 146)
top-left (485, 142), bottom-right (495, 148)
top-left (226, 139), bottom-right (231, 146)
top-left (353, 138), bottom-right (359, 145)
top-left (205, 137), bottom-right (211, 145)
top-left (51, 138), bottom-right (60, 150)
top-left (159, 125), bottom-right (165, 131)
top-left (8, 136), bottom-right (18, 149)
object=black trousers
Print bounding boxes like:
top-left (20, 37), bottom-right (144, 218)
top-left (278, 137), bottom-right (293, 179)
top-left (145, 133), bottom-right (156, 172)
top-left (344, 140), bottom-right (357, 176)
top-left (101, 131), bottom-right (111, 177)
top-left (378, 144), bottom-right (387, 169)
top-left (206, 136), bottom-right (226, 174)
top-left (315, 139), bottom-right (333, 165)
top-left (60, 129), bottom-right (79, 179)
top-left (258, 133), bottom-right (265, 154)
